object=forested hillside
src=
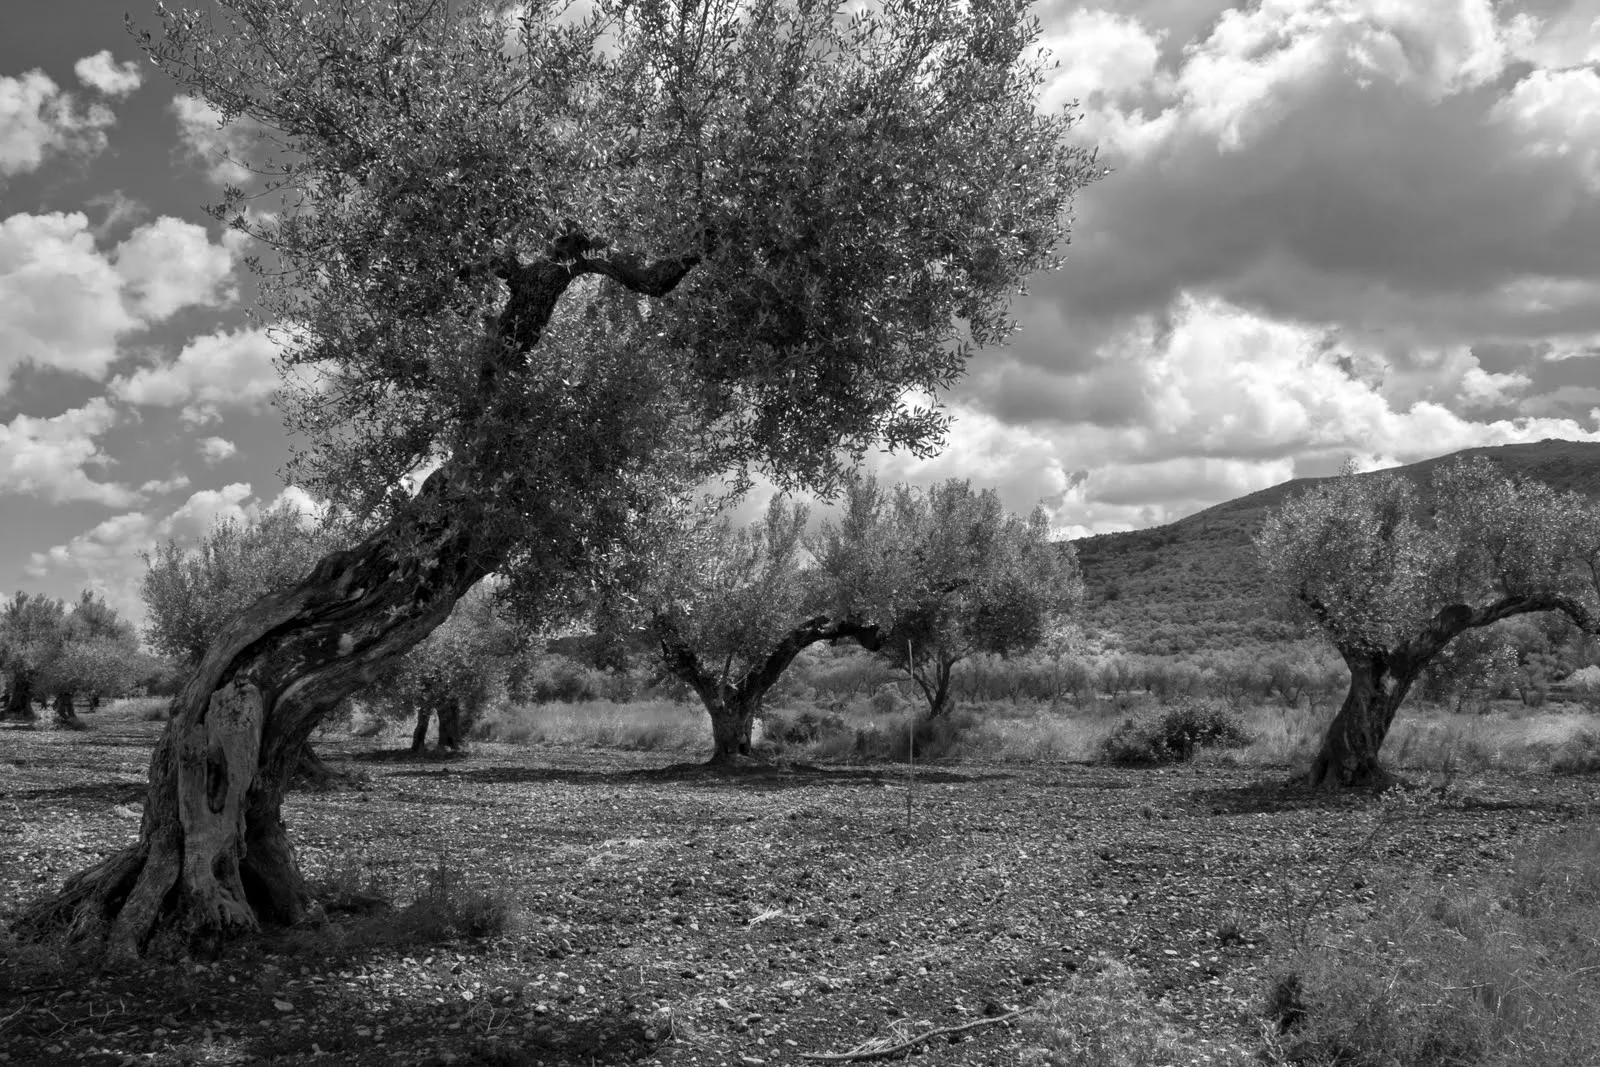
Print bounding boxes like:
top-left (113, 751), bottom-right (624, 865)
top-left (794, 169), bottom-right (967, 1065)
top-left (1071, 439), bottom-right (1600, 656)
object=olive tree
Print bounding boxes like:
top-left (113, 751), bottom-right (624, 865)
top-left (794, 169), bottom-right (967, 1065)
top-left (41, 593), bottom-right (146, 729)
top-left (616, 496), bottom-right (882, 763)
top-left (817, 477), bottom-right (1084, 718)
top-left (19, 0), bottom-right (1097, 962)
top-left (367, 583), bottom-right (523, 752)
top-left (1257, 456), bottom-right (1600, 788)
top-left (1, 593), bottom-right (67, 721)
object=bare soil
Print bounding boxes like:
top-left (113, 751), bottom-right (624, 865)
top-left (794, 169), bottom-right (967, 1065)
top-left (3, 709), bottom-right (1597, 1066)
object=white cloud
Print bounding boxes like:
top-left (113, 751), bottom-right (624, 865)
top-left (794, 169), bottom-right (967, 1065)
top-left (951, 295), bottom-right (1600, 532)
top-left (0, 398), bottom-right (137, 506)
top-left (112, 216), bottom-right (237, 320)
top-left (0, 69), bottom-right (116, 177)
top-left (111, 326), bottom-right (281, 423)
top-left (73, 51), bottom-right (144, 97)
top-left (171, 96), bottom-right (260, 186)
top-left (138, 474), bottom-right (192, 495)
top-left (0, 212), bottom-right (238, 387)
top-left (198, 436), bottom-right (238, 464)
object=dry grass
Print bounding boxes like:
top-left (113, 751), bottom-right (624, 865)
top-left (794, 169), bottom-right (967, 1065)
top-left (472, 699), bottom-right (708, 752)
top-left (1266, 824), bottom-right (1600, 1067)
top-left (1017, 957), bottom-right (1186, 1067)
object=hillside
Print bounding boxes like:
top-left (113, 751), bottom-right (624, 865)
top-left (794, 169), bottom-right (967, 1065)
top-left (1069, 439), bottom-right (1600, 656)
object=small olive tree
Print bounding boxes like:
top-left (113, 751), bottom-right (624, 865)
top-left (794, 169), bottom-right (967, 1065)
top-left (1, 593), bottom-right (67, 721)
top-left (609, 496), bottom-right (882, 763)
top-left (366, 584), bottom-right (523, 752)
top-left (1257, 456), bottom-right (1600, 788)
top-left (41, 593), bottom-right (147, 729)
top-left (817, 477), bottom-right (1084, 718)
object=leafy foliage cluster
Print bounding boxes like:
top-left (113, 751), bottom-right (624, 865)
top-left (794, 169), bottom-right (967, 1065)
top-left (1099, 698), bottom-right (1252, 766)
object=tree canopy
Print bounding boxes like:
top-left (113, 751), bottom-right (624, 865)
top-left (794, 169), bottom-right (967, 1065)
top-left (141, 503), bottom-right (337, 665)
top-left (817, 477), bottom-right (1084, 716)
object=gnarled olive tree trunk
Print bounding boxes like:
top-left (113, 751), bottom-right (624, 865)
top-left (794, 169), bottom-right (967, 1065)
top-left (1306, 596), bottom-right (1597, 788)
top-left (659, 616), bottom-right (882, 765)
top-left (17, 472), bottom-right (499, 962)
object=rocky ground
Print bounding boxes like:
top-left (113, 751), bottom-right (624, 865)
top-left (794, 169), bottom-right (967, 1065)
top-left (3, 708), bottom-right (1597, 1066)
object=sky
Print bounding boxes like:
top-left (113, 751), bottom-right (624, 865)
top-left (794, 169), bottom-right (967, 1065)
top-left (2, 0), bottom-right (1599, 630)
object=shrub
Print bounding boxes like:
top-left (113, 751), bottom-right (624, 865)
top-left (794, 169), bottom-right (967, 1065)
top-left (868, 684), bottom-right (909, 716)
top-left (758, 708), bottom-right (850, 755)
top-left (1099, 698), bottom-right (1250, 765)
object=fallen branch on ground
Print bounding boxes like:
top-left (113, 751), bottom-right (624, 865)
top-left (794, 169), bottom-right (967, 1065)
top-left (799, 1008), bottom-right (1027, 1062)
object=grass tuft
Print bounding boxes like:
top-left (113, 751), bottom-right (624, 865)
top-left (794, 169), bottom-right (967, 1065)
top-left (1018, 957), bottom-right (1184, 1066)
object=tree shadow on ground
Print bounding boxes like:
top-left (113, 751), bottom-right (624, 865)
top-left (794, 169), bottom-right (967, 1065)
top-left (6, 781), bottom-right (147, 804)
top-left (1187, 780), bottom-right (1388, 816)
top-left (388, 762), bottom-right (1007, 791)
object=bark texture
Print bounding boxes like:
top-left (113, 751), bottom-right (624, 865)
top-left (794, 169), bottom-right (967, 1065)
top-left (659, 615), bottom-right (882, 764)
top-left (1306, 595), bottom-right (1598, 788)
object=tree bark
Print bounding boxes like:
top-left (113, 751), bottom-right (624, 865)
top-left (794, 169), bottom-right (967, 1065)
top-left (707, 694), bottom-right (759, 762)
top-left (1304, 594), bottom-right (1598, 788)
top-left (3, 674), bottom-right (37, 721)
top-left (1303, 653), bottom-right (1417, 788)
top-left (16, 470), bottom-right (501, 962)
top-left (410, 703), bottom-right (432, 753)
top-left (53, 691), bottom-right (87, 731)
top-left (436, 697), bottom-right (464, 751)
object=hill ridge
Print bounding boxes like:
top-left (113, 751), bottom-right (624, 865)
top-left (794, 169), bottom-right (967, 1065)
top-left (1067, 438), bottom-right (1600, 657)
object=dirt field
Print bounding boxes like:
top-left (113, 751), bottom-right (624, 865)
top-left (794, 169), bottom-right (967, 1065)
top-left (3, 707), bottom-right (1597, 1066)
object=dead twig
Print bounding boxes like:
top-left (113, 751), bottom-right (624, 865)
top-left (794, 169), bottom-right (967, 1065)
top-left (800, 1008), bottom-right (1027, 1062)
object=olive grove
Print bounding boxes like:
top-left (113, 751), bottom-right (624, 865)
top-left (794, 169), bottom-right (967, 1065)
top-left (18, 0), bottom-right (1099, 962)
top-left (1257, 456), bottom-right (1600, 788)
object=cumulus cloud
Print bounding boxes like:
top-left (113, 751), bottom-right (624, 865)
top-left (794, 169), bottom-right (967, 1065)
top-left (171, 96), bottom-right (263, 186)
top-left (73, 51), bottom-right (144, 97)
top-left (0, 69), bottom-right (116, 178)
top-left (111, 326), bottom-right (281, 424)
top-left (889, 0), bottom-right (1600, 528)
top-left (0, 398), bottom-right (137, 506)
top-left (0, 212), bottom-right (238, 387)
top-left (28, 482), bottom-right (327, 626)
top-left (112, 216), bottom-right (237, 320)
top-left (198, 436), bottom-right (238, 464)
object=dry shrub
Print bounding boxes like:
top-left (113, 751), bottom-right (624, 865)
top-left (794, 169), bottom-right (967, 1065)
top-left (1100, 699), bottom-right (1251, 765)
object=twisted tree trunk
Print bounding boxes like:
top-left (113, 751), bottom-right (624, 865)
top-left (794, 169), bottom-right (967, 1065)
top-left (17, 471), bottom-right (499, 962)
top-left (3, 673), bottom-right (37, 721)
top-left (1305, 596), bottom-right (1597, 788)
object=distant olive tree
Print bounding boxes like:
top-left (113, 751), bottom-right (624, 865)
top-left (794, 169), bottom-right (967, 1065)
top-left (1, 593), bottom-right (66, 721)
top-left (605, 496), bottom-right (882, 763)
top-left (1257, 456), bottom-right (1600, 788)
top-left (818, 477), bottom-right (1084, 718)
top-left (41, 593), bottom-right (147, 729)
top-left (141, 504), bottom-right (336, 666)
top-left (366, 584), bottom-right (523, 752)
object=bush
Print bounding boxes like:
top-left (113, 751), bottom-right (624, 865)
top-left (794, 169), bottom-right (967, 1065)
top-left (758, 708), bottom-right (849, 753)
top-left (1100, 698), bottom-right (1251, 765)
